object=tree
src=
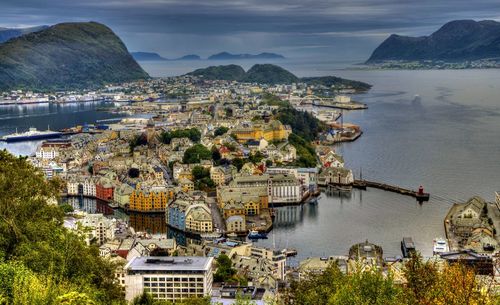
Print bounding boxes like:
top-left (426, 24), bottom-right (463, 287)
top-left (214, 127), bottom-right (229, 137)
top-left (231, 158), bottom-right (246, 171)
top-left (0, 150), bottom-right (123, 304)
top-left (160, 128), bottom-right (201, 144)
top-left (128, 167), bottom-right (140, 178)
top-left (211, 147), bottom-right (221, 163)
top-left (192, 166), bottom-right (209, 180)
top-left (214, 254), bottom-right (237, 283)
top-left (183, 144), bottom-right (212, 164)
top-left (129, 133), bottom-right (148, 152)
top-left (59, 203), bottom-right (74, 214)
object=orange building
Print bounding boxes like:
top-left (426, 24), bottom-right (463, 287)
top-left (129, 187), bottom-right (173, 212)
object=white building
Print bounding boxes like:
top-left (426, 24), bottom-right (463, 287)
top-left (77, 213), bottom-right (116, 245)
top-left (35, 147), bottom-right (59, 160)
top-left (124, 256), bottom-right (214, 302)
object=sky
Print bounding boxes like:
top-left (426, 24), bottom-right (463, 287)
top-left (1, 0), bottom-right (500, 60)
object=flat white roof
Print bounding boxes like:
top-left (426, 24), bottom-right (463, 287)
top-left (126, 256), bottom-right (213, 272)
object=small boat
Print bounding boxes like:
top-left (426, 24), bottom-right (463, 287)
top-left (247, 229), bottom-right (268, 239)
top-left (226, 232), bottom-right (238, 238)
top-left (433, 238), bottom-right (449, 255)
top-left (200, 232), bottom-right (222, 240)
top-left (401, 237), bottom-right (416, 258)
top-left (282, 248), bottom-right (298, 257)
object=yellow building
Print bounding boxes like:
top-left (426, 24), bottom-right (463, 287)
top-left (129, 187), bottom-right (173, 212)
top-left (232, 120), bottom-right (291, 143)
top-left (185, 204), bottom-right (213, 233)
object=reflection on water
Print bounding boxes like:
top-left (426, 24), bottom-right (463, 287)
top-left (64, 196), bottom-right (115, 215)
top-left (129, 212), bottom-right (166, 235)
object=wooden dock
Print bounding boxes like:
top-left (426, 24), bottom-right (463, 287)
top-left (352, 179), bottom-right (430, 201)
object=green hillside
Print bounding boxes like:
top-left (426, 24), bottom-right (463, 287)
top-left (0, 22), bottom-right (149, 91)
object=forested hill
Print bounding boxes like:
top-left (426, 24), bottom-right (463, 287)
top-left (0, 22), bottom-right (149, 91)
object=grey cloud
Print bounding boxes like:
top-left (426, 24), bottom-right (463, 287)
top-left (1, 0), bottom-right (499, 59)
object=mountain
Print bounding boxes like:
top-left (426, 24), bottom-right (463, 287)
top-left (186, 64), bottom-right (371, 90)
top-left (367, 20), bottom-right (500, 63)
top-left (0, 25), bottom-right (49, 43)
top-left (208, 52), bottom-right (285, 60)
top-left (131, 51), bottom-right (167, 61)
top-left (240, 64), bottom-right (298, 84)
top-left (175, 54), bottom-right (201, 60)
top-left (0, 22), bottom-right (149, 91)
top-left (132, 52), bottom-right (201, 61)
top-left (187, 65), bottom-right (246, 80)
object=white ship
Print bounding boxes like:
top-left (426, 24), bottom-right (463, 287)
top-left (1, 127), bottom-right (62, 142)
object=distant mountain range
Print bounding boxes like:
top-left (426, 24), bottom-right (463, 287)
top-left (131, 52), bottom-right (201, 61)
top-left (0, 25), bottom-right (49, 43)
top-left (0, 22), bottom-right (148, 91)
top-left (186, 64), bottom-right (371, 90)
top-left (131, 51), bottom-right (285, 61)
top-left (207, 52), bottom-right (285, 60)
top-left (367, 20), bottom-right (500, 63)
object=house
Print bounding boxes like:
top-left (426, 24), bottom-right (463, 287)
top-left (317, 167), bottom-right (354, 186)
top-left (210, 165), bottom-right (236, 186)
top-left (226, 215), bottom-right (246, 233)
top-left (179, 178), bottom-right (195, 192)
top-left (95, 177), bottom-right (115, 201)
top-left (114, 183), bottom-right (134, 207)
top-left (185, 204), bottom-right (213, 233)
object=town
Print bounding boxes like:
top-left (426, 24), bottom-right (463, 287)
top-left (15, 74), bottom-right (500, 303)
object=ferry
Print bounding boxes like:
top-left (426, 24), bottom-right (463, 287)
top-left (247, 229), bottom-right (268, 240)
top-left (401, 237), bottom-right (416, 258)
top-left (1, 127), bottom-right (62, 142)
top-left (433, 238), bottom-right (449, 255)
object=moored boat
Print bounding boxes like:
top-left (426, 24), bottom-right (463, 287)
top-left (401, 237), bottom-right (416, 258)
top-left (1, 127), bottom-right (62, 142)
top-left (433, 238), bottom-right (449, 255)
top-left (247, 229), bottom-right (268, 239)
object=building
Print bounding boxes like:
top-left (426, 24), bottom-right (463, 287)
top-left (210, 166), bottom-right (236, 186)
top-left (185, 204), bottom-right (213, 233)
top-left (114, 183), bottom-right (134, 207)
top-left (226, 215), bottom-right (246, 233)
top-left (317, 167), bottom-right (354, 186)
top-left (96, 177), bottom-right (114, 201)
top-left (76, 213), bottom-right (116, 245)
top-left (124, 256), bottom-right (214, 302)
top-left (232, 120), bottom-right (291, 143)
top-left (219, 174), bottom-right (301, 205)
top-left (129, 186), bottom-right (173, 212)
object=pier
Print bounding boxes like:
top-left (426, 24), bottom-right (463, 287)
top-left (352, 179), bottom-right (430, 201)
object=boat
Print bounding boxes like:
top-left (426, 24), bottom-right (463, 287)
top-left (282, 248), bottom-right (298, 257)
top-left (433, 238), bottom-right (449, 255)
top-left (226, 232), bottom-right (238, 238)
top-left (401, 237), bottom-right (416, 258)
top-left (247, 229), bottom-right (268, 240)
top-left (1, 127), bottom-right (62, 142)
top-left (200, 232), bottom-right (222, 240)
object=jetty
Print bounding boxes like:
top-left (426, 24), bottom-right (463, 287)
top-left (352, 179), bottom-right (430, 201)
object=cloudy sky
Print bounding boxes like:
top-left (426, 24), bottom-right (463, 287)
top-left (1, 0), bottom-right (500, 60)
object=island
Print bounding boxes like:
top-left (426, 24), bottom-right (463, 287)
top-left (187, 63), bottom-right (372, 91)
top-left (208, 51), bottom-right (285, 60)
top-left (366, 20), bottom-right (500, 69)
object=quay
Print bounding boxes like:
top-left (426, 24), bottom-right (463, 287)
top-left (352, 180), bottom-right (430, 201)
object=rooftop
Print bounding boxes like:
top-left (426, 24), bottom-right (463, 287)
top-left (126, 256), bottom-right (213, 272)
